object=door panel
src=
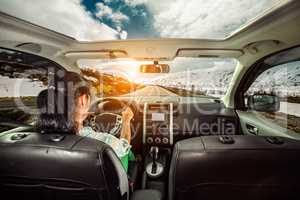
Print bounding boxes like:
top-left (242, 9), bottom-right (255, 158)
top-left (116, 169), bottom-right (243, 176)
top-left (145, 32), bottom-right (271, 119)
top-left (237, 110), bottom-right (300, 139)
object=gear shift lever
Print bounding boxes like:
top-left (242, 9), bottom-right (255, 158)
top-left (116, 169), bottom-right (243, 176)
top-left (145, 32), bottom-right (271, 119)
top-left (150, 146), bottom-right (159, 173)
top-left (146, 146), bottom-right (163, 178)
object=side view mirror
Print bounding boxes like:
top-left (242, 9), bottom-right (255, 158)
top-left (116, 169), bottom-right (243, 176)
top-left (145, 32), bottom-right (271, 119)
top-left (139, 61), bottom-right (170, 73)
top-left (247, 94), bottom-right (280, 112)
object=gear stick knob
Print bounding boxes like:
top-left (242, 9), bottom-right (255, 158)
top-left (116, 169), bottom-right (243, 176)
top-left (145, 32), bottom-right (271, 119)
top-left (146, 146), bottom-right (163, 178)
top-left (150, 146), bottom-right (159, 173)
top-left (150, 147), bottom-right (159, 161)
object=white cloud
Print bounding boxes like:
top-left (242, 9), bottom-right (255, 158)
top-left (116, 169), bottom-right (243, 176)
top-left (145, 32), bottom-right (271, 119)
top-left (111, 12), bottom-right (129, 25)
top-left (119, 30), bottom-right (128, 40)
top-left (95, 2), bottom-right (129, 27)
top-left (0, 0), bottom-right (120, 41)
top-left (125, 0), bottom-right (280, 39)
top-left (95, 2), bottom-right (113, 18)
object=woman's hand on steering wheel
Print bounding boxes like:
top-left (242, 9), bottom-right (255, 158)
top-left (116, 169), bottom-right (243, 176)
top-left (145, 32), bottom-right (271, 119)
top-left (122, 107), bottom-right (134, 123)
top-left (86, 98), bottom-right (137, 137)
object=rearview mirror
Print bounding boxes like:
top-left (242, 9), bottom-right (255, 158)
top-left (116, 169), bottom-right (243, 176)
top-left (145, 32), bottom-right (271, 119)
top-left (247, 94), bottom-right (280, 112)
top-left (139, 62), bottom-right (170, 73)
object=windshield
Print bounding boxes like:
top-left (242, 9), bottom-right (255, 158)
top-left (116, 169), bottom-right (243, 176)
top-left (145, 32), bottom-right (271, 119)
top-left (78, 57), bottom-right (237, 98)
top-left (0, 0), bottom-right (285, 41)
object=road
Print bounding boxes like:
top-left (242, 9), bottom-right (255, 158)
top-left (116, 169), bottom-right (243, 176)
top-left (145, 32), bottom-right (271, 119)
top-left (124, 85), bottom-right (178, 97)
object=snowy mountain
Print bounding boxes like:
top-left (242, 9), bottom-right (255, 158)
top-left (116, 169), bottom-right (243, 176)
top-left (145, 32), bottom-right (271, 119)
top-left (149, 68), bottom-right (235, 97)
top-left (249, 61), bottom-right (300, 97)
top-left (148, 61), bottom-right (300, 98)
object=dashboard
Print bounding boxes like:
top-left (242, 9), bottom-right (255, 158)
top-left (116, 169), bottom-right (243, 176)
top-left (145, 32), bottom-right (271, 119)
top-left (143, 103), bottom-right (174, 146)
top-left (138, 100), bottom-right (239, 147)
top-left (92, 95), bottom-right (240, 150)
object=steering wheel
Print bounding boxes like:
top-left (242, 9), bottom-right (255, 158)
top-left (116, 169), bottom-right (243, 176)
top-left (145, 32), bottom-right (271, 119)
top-left (85, 98), bottom-right (137, 137)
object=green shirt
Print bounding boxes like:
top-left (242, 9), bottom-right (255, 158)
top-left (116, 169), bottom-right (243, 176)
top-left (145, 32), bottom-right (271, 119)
top-left (79, 126), bottom-right (134, 172)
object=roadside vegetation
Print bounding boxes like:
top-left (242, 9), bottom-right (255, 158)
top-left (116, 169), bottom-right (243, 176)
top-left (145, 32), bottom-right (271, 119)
top-left (81, 68), bottom-right (144, 97)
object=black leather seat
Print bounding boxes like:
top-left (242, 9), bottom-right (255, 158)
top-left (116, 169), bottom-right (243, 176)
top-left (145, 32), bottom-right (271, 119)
top-left (0, 132), bottom-right (129, 200)
top-left (169, 135), bottom-right (300, 200)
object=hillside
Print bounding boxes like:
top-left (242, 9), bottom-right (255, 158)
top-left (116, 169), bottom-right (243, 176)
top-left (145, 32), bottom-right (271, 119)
top-left (149, 68), bottom-right (234, 97)
top-left (148, 61), bottom-right (300, 100)
top-left (249, 61), bottom-right (300, 98)
top-left (81, 68), bottom-right (144, 97)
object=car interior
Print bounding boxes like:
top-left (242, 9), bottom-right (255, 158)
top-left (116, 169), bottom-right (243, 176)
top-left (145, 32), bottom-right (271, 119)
top-left (1, 0), bottom-right (300, 200)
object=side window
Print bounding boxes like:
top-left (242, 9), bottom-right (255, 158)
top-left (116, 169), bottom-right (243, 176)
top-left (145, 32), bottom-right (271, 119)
top-left (0, 48), bottom-right (61, 133)
top-left (246, 60), bottom-right (300, 134)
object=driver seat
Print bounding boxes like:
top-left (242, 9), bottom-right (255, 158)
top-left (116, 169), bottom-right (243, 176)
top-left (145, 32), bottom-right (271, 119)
top-left (0, 131), bottom-right (129, 200)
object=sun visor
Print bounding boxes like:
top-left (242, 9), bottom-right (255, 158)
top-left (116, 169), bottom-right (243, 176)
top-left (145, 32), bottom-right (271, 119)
top-left (64, 50), bottom-right (128, 59)
top-left (176, 49), bottom-right (244, 58)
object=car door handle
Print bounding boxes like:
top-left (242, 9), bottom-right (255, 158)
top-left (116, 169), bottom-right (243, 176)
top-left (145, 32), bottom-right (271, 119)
top-left (246, 124), bottom-right (259, 135)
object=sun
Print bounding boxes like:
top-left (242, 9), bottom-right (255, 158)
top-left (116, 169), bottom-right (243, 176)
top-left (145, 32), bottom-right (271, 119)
top-left (128, 70), bottom-right (138, 80)
top-left (117, 60), bottom-right (145, 82)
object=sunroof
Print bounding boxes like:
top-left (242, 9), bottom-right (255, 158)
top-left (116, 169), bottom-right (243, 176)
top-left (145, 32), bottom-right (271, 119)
top-left (0, 0), bottom-right (288, 41)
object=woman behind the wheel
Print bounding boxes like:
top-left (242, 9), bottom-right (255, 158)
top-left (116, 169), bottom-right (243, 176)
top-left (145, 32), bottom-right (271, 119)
top-left (36, 71), bottom-right (134, 172)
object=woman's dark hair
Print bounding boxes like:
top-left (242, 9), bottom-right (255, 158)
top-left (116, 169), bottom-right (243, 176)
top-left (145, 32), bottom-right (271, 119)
top-left (36, 71), bottom-right (90, 134)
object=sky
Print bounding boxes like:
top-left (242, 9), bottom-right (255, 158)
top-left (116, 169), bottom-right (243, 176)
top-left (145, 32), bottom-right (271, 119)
top-left (0, 0), bottom-right (281, 41)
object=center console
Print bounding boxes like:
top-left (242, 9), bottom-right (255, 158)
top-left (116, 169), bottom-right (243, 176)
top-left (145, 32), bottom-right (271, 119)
top-left (142, 103), bottom-right (174, 199)
top-left (143, 103), bottom-right (174, 146)
top-left (142, 146), bottom-right (170, 199)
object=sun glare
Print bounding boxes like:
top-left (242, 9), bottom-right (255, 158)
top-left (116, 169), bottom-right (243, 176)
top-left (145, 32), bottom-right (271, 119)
top-left (116, 60), bottom-right (152, 82)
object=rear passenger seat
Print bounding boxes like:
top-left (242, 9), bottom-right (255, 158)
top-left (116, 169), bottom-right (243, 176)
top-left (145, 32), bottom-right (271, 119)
top-left (169, 135), bottom-right (300, 200)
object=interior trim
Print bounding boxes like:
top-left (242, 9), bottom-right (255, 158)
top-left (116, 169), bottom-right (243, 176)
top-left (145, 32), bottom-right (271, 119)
top-left (169, 103), bottom-right (174, 145)
top-left (142, 102), bottom-right (147, 144)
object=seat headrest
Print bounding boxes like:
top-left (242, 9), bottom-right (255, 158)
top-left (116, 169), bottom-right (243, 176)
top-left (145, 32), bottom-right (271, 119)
top-left (0, 132), bottom-right (129, 200)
